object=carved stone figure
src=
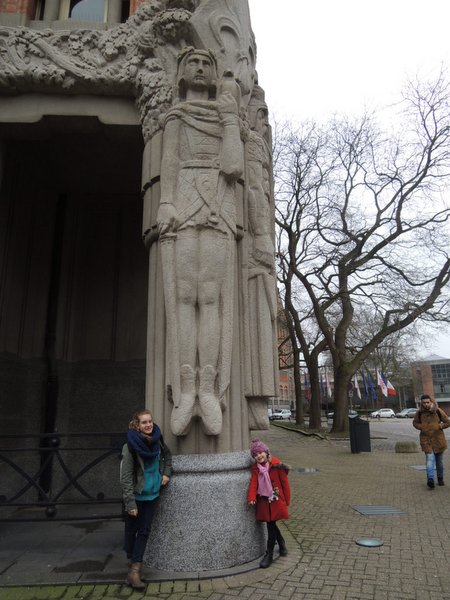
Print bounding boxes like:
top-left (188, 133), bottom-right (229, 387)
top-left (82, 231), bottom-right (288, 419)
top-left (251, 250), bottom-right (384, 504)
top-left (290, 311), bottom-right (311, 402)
top-left (245, 84), bottom-right (278, 429)
top-left (157, 47), bottom-right (244, 436)
top-left (0, 0), bottom-right (275, 573)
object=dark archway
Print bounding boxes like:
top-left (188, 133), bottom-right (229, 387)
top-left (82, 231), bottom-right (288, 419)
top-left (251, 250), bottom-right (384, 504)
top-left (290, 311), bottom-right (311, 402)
top-left (0, 117), bottom-right (146, 438)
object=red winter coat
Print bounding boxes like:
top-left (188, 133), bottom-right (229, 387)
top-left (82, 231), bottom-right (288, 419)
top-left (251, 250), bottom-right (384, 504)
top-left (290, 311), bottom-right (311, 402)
top-left (247, 456), bottom-right (291, 522)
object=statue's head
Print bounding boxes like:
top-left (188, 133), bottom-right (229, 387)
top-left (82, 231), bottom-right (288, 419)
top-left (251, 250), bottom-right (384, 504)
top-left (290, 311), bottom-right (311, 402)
top-left (176, 46), bottom-right (218, 100)
top-left (247, 82), bottom-right (269, 134)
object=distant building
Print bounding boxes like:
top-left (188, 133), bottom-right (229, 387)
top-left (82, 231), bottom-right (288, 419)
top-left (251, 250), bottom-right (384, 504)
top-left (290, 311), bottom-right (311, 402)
top-left (276, 299), bottom-right (295, 411)
top-left (412, 355), bottom-right (450, 413)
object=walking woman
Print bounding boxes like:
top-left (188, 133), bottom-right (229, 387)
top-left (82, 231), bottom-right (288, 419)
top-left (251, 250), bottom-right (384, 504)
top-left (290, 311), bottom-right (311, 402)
top-left (120, 409), bottom-right (172, 588)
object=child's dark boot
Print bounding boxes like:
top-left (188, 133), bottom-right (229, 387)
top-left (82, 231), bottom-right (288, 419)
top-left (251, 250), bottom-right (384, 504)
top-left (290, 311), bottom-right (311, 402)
top-left (260, 540), bottom-right (275, 568)
top-left (259, 550), bottom-right (273, 568)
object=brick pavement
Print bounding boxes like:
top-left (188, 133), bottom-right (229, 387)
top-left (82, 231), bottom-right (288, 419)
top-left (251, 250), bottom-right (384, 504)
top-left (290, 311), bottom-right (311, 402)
top-left (2, 424), bottom-right (450, 600)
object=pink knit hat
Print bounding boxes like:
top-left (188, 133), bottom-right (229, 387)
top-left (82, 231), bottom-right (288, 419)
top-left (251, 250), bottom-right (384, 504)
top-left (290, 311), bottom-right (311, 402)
top-left (250, 439), bottom-right (270, 457)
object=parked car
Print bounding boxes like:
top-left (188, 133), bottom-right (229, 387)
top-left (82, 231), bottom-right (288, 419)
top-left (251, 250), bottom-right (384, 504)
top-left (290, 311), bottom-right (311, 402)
top-left (395, 408), bottom-right (417, 418)
top-left (327, 410), bottom-right (358, 419)
top-left (370, 408), bottom-right (396, 418)
top-left (269, 409), bottom-right (292, 420)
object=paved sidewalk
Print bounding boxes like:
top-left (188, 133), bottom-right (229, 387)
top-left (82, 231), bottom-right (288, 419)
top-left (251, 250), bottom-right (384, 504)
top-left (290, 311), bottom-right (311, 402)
top-left (2, 424), bottom-right (450, 599)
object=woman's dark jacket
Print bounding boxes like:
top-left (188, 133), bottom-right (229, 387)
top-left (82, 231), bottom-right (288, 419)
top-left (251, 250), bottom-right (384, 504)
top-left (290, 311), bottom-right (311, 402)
top-left (120, 438), bottom-right (172, 512)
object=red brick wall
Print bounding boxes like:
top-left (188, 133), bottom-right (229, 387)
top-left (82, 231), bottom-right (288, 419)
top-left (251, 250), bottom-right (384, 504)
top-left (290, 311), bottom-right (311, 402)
top-left (0, 0), bottom-right (36, 17)
top-left (421, 364), bottom-right (434, 397)
top-left (130, 0), bottom-right (146, 14)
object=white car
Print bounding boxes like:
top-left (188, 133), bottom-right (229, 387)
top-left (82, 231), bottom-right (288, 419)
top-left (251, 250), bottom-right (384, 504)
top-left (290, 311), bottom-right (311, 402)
top-left (327, 410), bottom-right (358, 419)
top-left (269, 409), bottom-right (292, 420)
top-left (371, 408), bottom-right (395, 418)
top-left (395, 408), bottom-right (417, 418)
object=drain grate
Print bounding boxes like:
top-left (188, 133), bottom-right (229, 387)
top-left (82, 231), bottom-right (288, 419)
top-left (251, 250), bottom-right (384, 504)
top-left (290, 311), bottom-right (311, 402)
top-left (355, 538), bottom-right (384, 547)
top-left (352, 505), bottom-right (405, 515)
top-left (294, 467), bottom-right (320, 473)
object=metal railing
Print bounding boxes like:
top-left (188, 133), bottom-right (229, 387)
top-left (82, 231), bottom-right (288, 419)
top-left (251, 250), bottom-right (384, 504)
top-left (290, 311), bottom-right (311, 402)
top-left (0, 431), bottom-right (126, 521)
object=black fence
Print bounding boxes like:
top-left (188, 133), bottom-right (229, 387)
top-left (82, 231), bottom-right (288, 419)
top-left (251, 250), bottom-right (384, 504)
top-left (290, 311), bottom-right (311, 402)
top-left (0, 431), bottom-right (126, 522)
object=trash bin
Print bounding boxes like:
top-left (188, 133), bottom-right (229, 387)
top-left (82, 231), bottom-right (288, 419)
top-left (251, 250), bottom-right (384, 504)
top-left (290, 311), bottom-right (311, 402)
top-left (349, 416), bottom-right (371, 453)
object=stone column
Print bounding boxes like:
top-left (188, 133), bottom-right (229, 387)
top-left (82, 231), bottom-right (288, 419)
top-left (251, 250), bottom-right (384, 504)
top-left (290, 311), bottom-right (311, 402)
top-left (138, 0), bottom-right (276, 574)
top-left (107, 0), bottom-right (122, 23)
top-left (43, 0), bottom-right (59, 21)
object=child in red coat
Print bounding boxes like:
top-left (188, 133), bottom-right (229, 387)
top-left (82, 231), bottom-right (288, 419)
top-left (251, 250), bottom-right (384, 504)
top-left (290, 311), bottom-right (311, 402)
top-left (247, 439), bottom-right (291, 568)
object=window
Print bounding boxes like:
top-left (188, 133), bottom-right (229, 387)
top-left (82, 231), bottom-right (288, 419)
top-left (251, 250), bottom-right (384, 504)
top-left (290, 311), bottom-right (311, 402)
top-left (432, 363), bottom-right (450, 398)
top-left (70, 0), bottom-right (106, 21)
top-left (35, 0), bottom-right (129, 23)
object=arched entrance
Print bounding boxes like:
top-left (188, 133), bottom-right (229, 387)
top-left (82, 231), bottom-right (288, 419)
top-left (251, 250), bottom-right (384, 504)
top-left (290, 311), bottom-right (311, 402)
top-left (0, 111), bottom-right (146, 438)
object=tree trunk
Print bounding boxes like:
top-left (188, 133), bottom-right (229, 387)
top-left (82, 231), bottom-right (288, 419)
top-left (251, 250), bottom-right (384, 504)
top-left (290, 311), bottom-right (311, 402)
top-left (309, 377), bottom-right (322, 429)
top-left (331, 367), bottom-right (351, 433)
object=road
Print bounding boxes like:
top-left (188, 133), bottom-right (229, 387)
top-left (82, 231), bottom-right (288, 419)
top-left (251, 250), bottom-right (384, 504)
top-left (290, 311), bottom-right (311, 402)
top-left (367, 416), bottom-right (418, 442)
top-left (350, 415), bottom-right (450, 452)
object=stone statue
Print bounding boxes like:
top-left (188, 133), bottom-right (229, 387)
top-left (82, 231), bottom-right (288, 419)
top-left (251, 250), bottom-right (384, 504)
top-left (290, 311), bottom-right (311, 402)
top-left (157, 47), bottom-right (244, 436)
top-left (245, 84), bottom-right (278, 429)
top-left (247, 84), bottom-right (274, 278)
top-left (0, 0), bottom-right (276, 574)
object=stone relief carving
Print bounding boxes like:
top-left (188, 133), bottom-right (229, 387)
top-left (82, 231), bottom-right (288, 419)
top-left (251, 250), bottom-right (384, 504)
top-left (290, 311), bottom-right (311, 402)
top-left (245, 83), bottom-right (278, 430)
top-left (0, 0), bottom-right (256, 142)
top-left (190, 0), bottom-right (256, 109)
top-left (0, 0), bottom-right (277, 444)
top-left (0, 2), bottom-right (197, 139)
top-left (157, 47), bottom-right (244, 436)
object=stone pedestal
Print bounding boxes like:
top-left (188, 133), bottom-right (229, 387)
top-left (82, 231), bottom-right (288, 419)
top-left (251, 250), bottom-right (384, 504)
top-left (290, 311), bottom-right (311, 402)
top-left (144, 451), bottom-right (266, 572)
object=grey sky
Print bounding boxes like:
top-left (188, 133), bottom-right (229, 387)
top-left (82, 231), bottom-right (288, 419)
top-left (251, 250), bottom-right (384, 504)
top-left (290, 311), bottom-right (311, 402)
top-left (248, 0), bottom-right (450, 358)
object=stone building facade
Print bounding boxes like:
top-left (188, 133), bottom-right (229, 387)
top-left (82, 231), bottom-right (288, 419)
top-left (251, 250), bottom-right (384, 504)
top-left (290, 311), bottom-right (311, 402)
top-left (0, 0), bottom-right (278, 445)
top-left (0, 0), bottom-right (278, 570)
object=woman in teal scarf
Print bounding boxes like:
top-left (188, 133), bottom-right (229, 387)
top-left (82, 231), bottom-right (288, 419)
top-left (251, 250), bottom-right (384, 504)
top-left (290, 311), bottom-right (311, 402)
top-left (120, 410), bottom-right (172, 589)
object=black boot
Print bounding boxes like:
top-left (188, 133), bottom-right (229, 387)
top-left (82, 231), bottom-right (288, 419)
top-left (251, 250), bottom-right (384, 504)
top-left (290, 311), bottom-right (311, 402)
top-left (438, 478), bottom-right (445, 486)
top-left (259, 550), bottom-right (273, 568)
top-left (427, 478), bottom-right (435, 489)
top-left (260, 539), bottom-right (275, 569)
top-left (277, 533), bottom-right (288, 556)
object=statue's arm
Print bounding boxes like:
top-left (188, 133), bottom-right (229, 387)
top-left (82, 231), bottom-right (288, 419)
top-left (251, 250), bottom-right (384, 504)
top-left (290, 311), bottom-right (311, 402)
top-left (157, 118), bottom-right (181, 235)
top-left (218, 87), bottom-right (244, 181)
top-left (247, 155), bottom-right (274, 270)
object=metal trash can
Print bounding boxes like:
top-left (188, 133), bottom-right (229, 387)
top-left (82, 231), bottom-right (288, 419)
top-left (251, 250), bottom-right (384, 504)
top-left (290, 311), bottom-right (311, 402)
top-left (349, 416), bottom-right (371, 453)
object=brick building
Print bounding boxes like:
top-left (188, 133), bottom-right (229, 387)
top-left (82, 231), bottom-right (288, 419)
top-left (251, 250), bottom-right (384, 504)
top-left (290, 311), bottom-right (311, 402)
top-left (412, 354), bottom-right (450, 413)
top-left (275, 300), bottom-right (295, 411)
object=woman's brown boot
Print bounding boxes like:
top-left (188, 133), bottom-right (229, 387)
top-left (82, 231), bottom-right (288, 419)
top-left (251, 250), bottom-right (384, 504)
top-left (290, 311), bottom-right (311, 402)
top-left (127, 562), bottom-right (145, 589)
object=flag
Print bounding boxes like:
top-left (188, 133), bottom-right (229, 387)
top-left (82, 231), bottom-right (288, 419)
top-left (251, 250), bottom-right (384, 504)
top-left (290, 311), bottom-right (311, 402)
top-left (377, 370), bottom-right (388, 397)
top-left (353, 373), bottom-right (362, 399)
top-left (361, 370), bottom-right (369, 398)
top-left (381, 371), bottom-right (396, 396)
top-left (303, 371), bottom-right (311, 400)
top-left (367, 371), bottom-right (377, 402)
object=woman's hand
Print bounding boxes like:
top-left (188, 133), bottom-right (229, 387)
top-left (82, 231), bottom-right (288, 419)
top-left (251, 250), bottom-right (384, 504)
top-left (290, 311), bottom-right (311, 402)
top-left (161, 475), bottom-right (170, 487)
top-left (128, 508), bottom-right (138, 517)
top-left (248, 500), bottom-right (256, 505)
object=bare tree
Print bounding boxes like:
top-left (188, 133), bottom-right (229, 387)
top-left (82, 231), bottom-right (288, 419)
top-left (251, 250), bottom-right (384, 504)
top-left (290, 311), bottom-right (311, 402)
top-left (275, 74), bottom-right (450, 433)
top-left (350, 315), bottom-right (422, 409)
